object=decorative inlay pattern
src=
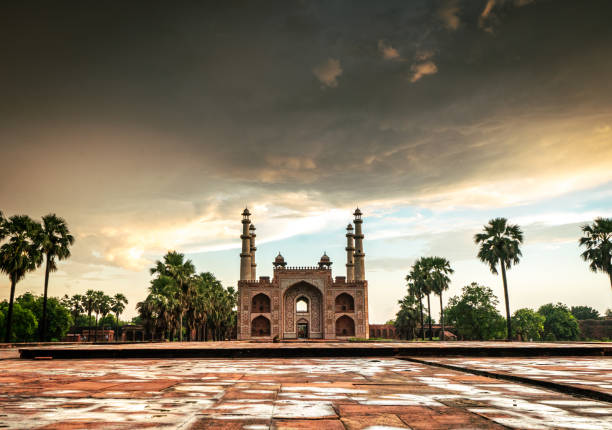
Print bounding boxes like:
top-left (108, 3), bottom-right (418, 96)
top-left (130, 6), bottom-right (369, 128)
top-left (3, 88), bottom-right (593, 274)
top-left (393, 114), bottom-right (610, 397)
top-left (284, 283), bottom-right (322, 333)
top-left (238, 271), bottom-right (367, 339)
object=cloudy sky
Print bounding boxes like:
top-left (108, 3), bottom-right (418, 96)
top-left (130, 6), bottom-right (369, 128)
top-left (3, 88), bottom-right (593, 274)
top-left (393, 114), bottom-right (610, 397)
top-left (1, 0), bottom-right (611, 322)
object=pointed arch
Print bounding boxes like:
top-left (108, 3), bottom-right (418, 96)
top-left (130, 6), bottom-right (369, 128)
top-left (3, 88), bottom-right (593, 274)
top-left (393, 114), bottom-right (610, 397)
top-left (251, 315), bottom-right (271, 337)
top-left (252, 293), bottom-right (271, 313)
top-left (335, 315), bottom-right (355, 337)
top-left (296, 296), bottom-right (309, 313)
top-left (335, 293), bottom-right (355, 312)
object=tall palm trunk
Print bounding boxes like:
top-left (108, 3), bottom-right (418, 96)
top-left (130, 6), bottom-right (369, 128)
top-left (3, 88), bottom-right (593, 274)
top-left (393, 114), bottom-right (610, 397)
top-left (94, 314), bottom-right (99, 342)
top-left (419, 297), bottom-right (424, 340)
top-left (87, 311), bottom-right (92, 342)
top-left (179, 312), bottom-right (183, 342)
top-left (500, 259), bottom-right (512, 341)
top-left (426, 294), bottom-right (433, 341)
top-left (39, 255), bottom-right (51, 342)
top-left (4, 279), bottom-right (17, 343)
top-left (439, 293), bottom-right (445, 341)
top-left (115, 312), bottom-right (120, 342)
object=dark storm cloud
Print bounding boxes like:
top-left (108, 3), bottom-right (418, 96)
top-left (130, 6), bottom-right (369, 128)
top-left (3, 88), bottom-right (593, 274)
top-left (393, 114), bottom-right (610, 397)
top-left (1, 0), bottom-right (612, 213)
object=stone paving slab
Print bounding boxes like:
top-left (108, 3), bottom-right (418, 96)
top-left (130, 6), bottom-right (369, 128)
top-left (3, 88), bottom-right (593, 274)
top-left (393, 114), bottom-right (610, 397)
top-left (1, 357), bottom-right (612, 429)
top-left (18, 341), bottom-right (612, 359)
top-left (419, 357), bottom-right (612, 399)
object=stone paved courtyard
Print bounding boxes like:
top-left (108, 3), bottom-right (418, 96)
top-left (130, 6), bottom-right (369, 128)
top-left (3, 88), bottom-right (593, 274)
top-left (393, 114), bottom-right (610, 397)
top-left (423, 357), bottom-right (612, 398)
top-left (1, 356), bottom-right (611, 429)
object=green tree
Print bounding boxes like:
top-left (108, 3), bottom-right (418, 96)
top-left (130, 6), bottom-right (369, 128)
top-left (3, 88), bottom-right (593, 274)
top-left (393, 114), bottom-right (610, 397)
top-left (17, 293), bottom-right (72, 341)
top-left (137, 293), bottom-right (166, 341)
top-left (511, 308), bottom-right (545, 341)
top-left (111, 293), bottom-right (128, 341)
top-left (37, 214), bottom-right (74, 341)
top-left (83, 290), bottom-right (96, 338)
top-left (579, 218), bottom-right (612, 290)
top-left (405, 266), bottom-right (425, 340)
top-left (445, 282), bottom-right (507, 340)
top-left (407, 258), bottom-right (434, 339)
top-left (92, 290), bottom-right (106, 342)
top-left (139, 258), bottom-right (236, 342)
top-left (0, 301), bottom-right (37, 342)
top-left (428, 256), bottom-right (454, 341)
top-left (150, 251), bottom-right (196, 341)
top-left (0, 215), bottom-right (43, 342)
top-left (98, 294), bottom-right (112, 341)
top-left (0, 210), bottom-right (6, 241)
top-left (474, 217), bottom-right (523, 341)
top-left (538, 303), bottom-right (580, 341)
top-left (570, 306), bottom-right (601, 320)
top-left (394, 292), bottom-right (420, 340)
top-left (62, 294), bottom-right (84, 328)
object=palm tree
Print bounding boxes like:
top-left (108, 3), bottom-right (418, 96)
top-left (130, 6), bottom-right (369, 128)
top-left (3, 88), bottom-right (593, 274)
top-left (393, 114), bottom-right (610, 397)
top-left (0, 215), bottom-right (43, 342)
top-left (0, 210), bottom-right (6, 241)
top-left (428, 256), bottom-right (454, 341)
top-left (395, 293), bottom-right (420, 340)
top-left (83, 290), bottom-right (96, 341)
top-left (61, 293), bottom-right (84, 329)
top-left (579, 217), bottom-right (612, 290)
top-left (92, 290), bottom-right (105, 342)
top-left (150, 251), bottom-right (195, 341)
top-left (137, 294), bottom-right (162, 341)
top-left (475, 217), bottom-right (523, 341)
top-left (408, 258), bottom-right (433, 339)
top-left (98, 295), bottom-right (111, 341)
top-left (418, 258), bottom-right (436, 340)
top-left (406, 267), bottom-right (425, 340)
top-left (37, 214), bottom-right (74, 341)
top-left (111, 293), bottom-right (128, 341)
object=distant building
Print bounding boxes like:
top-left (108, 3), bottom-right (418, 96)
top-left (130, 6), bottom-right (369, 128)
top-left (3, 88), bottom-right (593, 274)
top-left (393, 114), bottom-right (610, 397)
top-left (237, 208), bottom-right (369, 340)
top-left (369, 324), bottom-right (400, 339)
top-left (77, 329), bottom-right (114, 342)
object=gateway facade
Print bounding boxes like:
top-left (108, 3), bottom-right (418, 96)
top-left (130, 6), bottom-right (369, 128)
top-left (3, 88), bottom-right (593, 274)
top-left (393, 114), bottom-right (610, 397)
top-left (237, 208), bottom-right (369, 340)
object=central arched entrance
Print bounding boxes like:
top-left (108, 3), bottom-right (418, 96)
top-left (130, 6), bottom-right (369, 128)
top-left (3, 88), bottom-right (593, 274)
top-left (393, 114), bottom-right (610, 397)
top-left (283, 281), bottom-right (323, 339)
top-left (297, 318), bottom-right (309, 338)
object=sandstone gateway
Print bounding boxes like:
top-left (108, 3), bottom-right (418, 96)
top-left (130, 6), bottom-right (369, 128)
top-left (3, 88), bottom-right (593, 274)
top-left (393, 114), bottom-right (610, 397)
top-left (237, 208), bottom-right (369, 340)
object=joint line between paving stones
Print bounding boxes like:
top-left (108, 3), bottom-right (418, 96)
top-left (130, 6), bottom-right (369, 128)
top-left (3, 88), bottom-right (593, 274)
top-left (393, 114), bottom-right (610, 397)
top-left (399, 356), bottom-right (612, 404)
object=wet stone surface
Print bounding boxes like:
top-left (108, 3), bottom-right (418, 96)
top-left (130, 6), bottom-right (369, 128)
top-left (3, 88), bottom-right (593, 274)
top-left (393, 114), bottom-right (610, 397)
top-left (424, 357), bottom-right (612, 397)
top-left (0, 357), bottom-right (611, 429)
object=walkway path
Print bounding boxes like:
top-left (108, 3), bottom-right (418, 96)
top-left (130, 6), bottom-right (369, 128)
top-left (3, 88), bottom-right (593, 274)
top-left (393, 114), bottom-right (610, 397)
top-left (1, 356), bottom-right (611, 429)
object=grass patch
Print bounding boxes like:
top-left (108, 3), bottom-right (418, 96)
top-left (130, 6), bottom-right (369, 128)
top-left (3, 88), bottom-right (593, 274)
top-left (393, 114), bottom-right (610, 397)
top-left (348, 337), bottom-right (396, 342)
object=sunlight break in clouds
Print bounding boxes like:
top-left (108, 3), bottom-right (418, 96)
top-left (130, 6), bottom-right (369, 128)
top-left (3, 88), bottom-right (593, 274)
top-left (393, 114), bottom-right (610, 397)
top-left (378, 40), bottom-right (400, 60)
top-left (410, 61), bottom-right (438, 83)
top-left (438, 0), bottom-right (461, 30)
top-left (313, 58), bottom-right (343, 88)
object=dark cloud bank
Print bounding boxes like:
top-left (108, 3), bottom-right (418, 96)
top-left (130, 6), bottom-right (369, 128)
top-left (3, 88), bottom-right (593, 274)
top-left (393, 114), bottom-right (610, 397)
top-left (1, 0), bottom-right (612, 215)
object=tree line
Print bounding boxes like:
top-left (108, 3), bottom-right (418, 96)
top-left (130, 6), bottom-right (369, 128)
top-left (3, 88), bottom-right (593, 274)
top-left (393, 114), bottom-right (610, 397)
top-left (395, 217), bottom-right (612, 341)
top-left (136, 251), bottom-right (237, 341)
top-left (62, 291), bottom-right (128, 341)
top-left (0, 290), bottom-right (129, 342)
top-left (1, 211), bottom-right (238, 344)
top-left (0, 212), bottom-right (74, 342)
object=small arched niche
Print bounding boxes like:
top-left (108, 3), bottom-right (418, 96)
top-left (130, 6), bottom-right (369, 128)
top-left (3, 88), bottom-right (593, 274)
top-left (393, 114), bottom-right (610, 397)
top-left (251, 315), bottom-right (271, 337)
top-left (335, 293), bottom-right (355, 313)
top-left (251, 293), bottom-right (271, 313)
top-left (336, 315), bottom-right (355, 337)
